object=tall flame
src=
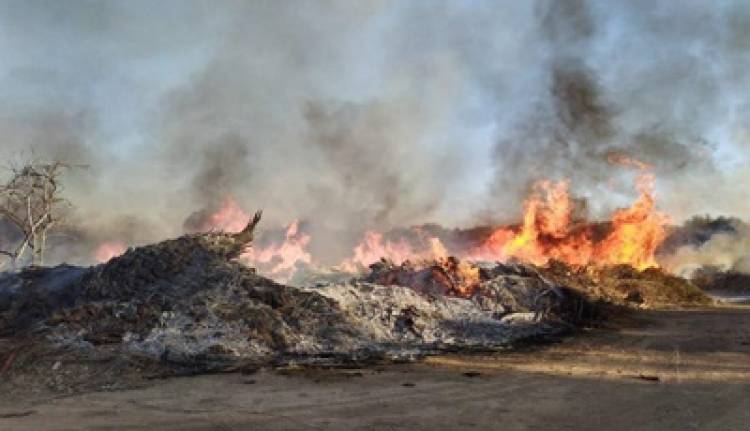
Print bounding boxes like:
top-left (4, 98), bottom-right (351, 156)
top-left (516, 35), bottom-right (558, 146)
top-left (474, 156), bottom-right (669, 270)
top-left (594, 169), bottom-right (669, 269)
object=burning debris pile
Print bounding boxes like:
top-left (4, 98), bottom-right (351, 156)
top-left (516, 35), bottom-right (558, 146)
top-left (129, 156), bottom-right (672, 285)
top-left (0, 208), bottom-right (710, 395)
top-left (71, 155), bottom-right (745, 310)
top-left (364, 257), bottom-right (481, 297)
top-left (470, 158), bottom-right (669, 270)
top-left (0, 157), bottom-right (716, 394)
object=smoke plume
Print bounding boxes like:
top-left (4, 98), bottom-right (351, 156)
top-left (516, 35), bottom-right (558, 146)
top-left (0, 1), bottom-right (748, 266)
top-left (659, 216), bottom-right (750, 276)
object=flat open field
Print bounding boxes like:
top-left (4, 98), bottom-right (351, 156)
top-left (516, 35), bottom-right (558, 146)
top-left (2, 305), bottom-right (750, 431)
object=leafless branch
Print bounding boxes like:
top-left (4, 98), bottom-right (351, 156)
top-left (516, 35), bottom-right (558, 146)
top-left (0, 157), bottom-right (76, 268)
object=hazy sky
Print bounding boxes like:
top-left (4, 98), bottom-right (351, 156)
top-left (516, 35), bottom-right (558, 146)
top-left (0, 0), bottom-right (748, 256)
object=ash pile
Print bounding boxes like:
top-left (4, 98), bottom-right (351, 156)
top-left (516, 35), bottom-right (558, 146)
top-left (0, 214), bottom-right (708, 393)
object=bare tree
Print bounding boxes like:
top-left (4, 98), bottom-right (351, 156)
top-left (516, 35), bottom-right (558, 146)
top-left (0, 159), bottom-right (72, 269)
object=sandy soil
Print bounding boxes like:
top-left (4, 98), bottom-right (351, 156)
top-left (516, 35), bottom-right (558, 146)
top-left (1, 305), bottom-right (749, 431)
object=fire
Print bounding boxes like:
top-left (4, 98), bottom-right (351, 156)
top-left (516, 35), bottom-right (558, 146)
top-left (595, 170), bottom-right (669, 269)
top-left (199, 197), bottom-right (251, 233)
top-left (92, 156), bottom-right (669, 279)
top-left (339, 231), bottom-right (417, 271)
top-left (439, 256), bottom-right (481, 297)
top-left (109, 156), bottom-right (667, 281)
top-left (337, 231), bottom-right (449, 272)
top-left (200, 197), bottom-right (313, 281)
top-left (367, 255), bottom-right (482, 297)
top-left (474, 156), bottom-right (669, 270)
top-left (211, 154), bottom-right (667, 280)
top-left (501, 180), bottom-right (593, 266)
top-left (467, 180), bottom-right (594, 265)
top-left (94, 241), bottom-right (127, 263)
top-left (240, 220), bottom-right (312, 280)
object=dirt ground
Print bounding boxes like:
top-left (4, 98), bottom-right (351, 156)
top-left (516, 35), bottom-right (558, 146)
top-left (1, 305), bottom-right (750, 431)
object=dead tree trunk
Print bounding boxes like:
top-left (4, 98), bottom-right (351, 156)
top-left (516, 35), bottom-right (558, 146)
top-left (0, 160), bottom-right (71, 269)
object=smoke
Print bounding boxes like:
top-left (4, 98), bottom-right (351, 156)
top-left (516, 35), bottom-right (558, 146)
top-left (658, 216), bottom-right (750, 276)
top-left (0, 1), bottom-right (749, 266)
top-left (148, 1), bottom-right (488, 263)
top-left (659, 217), bottom-right (750, 276)
top-left (488, 0), bottom-right (730, 220)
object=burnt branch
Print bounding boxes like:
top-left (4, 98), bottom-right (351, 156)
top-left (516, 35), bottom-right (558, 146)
top-left (235, 210), bottom-right (263, 245)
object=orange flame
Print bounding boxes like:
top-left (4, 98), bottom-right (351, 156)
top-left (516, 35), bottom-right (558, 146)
top-left (503, 180), bottom-right (594, 266)
top-left (594, 170), bottom-right (669, 269)
top-left (337, 157), bottom-right (668, 274)
top-left (107, 156), bottom-right (668, 282)
top-left (475, 157), bottom-right (669, 270)
top-left (440, 256), bottom-right (481, 297)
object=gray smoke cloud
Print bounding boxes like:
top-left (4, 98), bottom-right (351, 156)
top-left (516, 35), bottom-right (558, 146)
top-left (488, 0), bottom-right (730, 219)
top-left (0, 1), bottom-right (748, 266)
top-left (659, 216), bottom-right (750, 276)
